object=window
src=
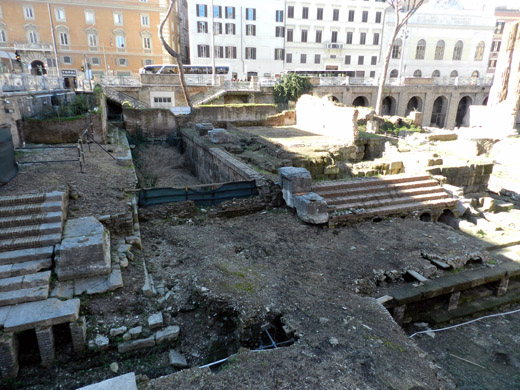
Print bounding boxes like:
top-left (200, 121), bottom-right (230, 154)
top-left (214, 5), bottom-right (222, 18)
top-left (371, 56), bottom-right (377, 65)
top-left (288, 6), bottom-right (294, 18)
top-left (491, 40), bottom-right (501, 53)
top-left (0, 28), bottom-right (6, 43)
top-left (275, 26), bottom-right (285, 37)
top-left (24, 6), bottom-right (35, 20)
top-left (317, 8), bottom-right (323, 20)
top-left (113, 12), bottom-right (123, 25)
top-left (287, 29), bottom-right (293, 42)
top-left (276, 10), bottom-right (284, 22)
top-left (370, 71), bottom-right (375, 77)
top-left (198, 44), bottom-right (210, 57)
top-left (331, 31), bottom-right (338, 43)
top-left (495, 21), bottom-right (505, 34)
top-left (375, 11), bottom-right (382, 23)
top-left (196, 4), bottom-right (207, 17)
top-left (373, 32), bottom-right (379, 45)
top-left (453, 40), bottom-right (463, 60)
top-left (432, 70), bottom-right (440, 77)
top-left (392, 38), bottom-right (402, 59)
top-left (489, 59), bottom-right (497, 68)
top-left (301, 30), bottom-right (308, 42)
top-left (472, 70), bottom-right (479, 78)
top-left (117, 58), bottom-right (128, 66)
top-left (214, 22), bottom-right (222, 34)
top-left (55, 8), bottom-right (66, 22)
top-left (450, 70), bottom-right (458, 77)
top-left (85, 10), bottom-right (95, 24)
top-left (197, 21), bottom-right (208, 33)
top-left (358, 56), bottom-right (364, 65)
top-left (28, 30), bottom-right (38, 44)
top-left (116, 33), bottom-right (125, 49)
top-left (314, 54), bottom-right (320, 64)
top-left (362, 11), bottom-right (368, 23)
top-left (316, 30), bottom-right (322, 43)
top-left (435, 40), bottom-right (445, 60)
top-left (225, 46), bottom-right (237, 59)
top-left (300, 53), bottom-right (306, 63)
top-left (390, 69), bottom-right (398, 77)
top-left (245, 47), bottom-right (256, 60)
top-left (58, 31), bottom-right (69, 46)
top-left (474, 41), bottom-right (485, 61)
top-left (346, 32), bottom-right (353, 44)
top-left (286, 53), bottom-right (292, 63)
top-left (302, 7), bottom-right (309, 19)
top-left (275, 48), bottom-right (284, 60)
top-left (360, 32), bottom-right (366, 45)
top-left (62, 56), bottom-right (73, 64)
top-left (143, 59), bottom-right (154, 66)
top-left (333, 9), bottom-right (339, 21)
top-left (246, 24), bottom-right (256, 36)
top-left (225, 6), bottom-right (235, 19)
top-left (225, 23), bottom-right (235, 35)
top-left (345, 55), bottom-right (351, 65)
top-left (141, 14), bottom-right (150, 27)
top-left (246, 8), bottom-right (256, 21)
top-left (143, 35), bottom-right (151, 50)
top-left (415, 39), bottom-right (425, 60)
top-left (215, 46), bottom-right (224, 58)
top-left (153, 97), bottom-right (172, 104)
top-left (0, 6), bottom-right (2, 19)
top-left (348, 10), bottom-right (355, 22)
top-left (413, 69), bottom-right (422, 77)
top-left (91, 57), bottom-right (101, 65)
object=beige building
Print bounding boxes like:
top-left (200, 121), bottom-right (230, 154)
top-left (0, 0), bottom-right (189, 84)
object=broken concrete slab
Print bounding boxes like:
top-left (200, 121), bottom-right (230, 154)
top-left (117, 335), bottom-right (155, 353)
top-left (73, 267), bottom-right (123, 296)
top-left (155, 325), bottom-right (180, 345)
top-left (169, 349), bottom-right (188, 368)
top-left (4, 297), bottom-right (80, 332)
top-left (76, 372), bottom-right (138, 390)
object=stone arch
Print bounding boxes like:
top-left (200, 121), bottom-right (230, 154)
top-left (450, 70), bottom-right (458, 78)
top-left (482, 97), bottom-right (488, 105)
top-left (390, 69), bottom-right (399, 78)
top-left (471, 70), bottom-right (479, 78)
top-left (352, 96), bottom-right (369, 107)
top-left (406, 96), bottom-right (423, 116)
top-left (329, 95), bottom-right (339, 103)
top-left (430, 96), bottom-right (448, 128)
top-left (455, 96), bottom-right (472, 127)
top-left (30, 59), bottom-right (46, 75)
top-left (432, 70), bottom-right (440, 77)
top-left (382, 96), bottom-right (397, 116)
top-left (413, 69), bottom-right (422, 77)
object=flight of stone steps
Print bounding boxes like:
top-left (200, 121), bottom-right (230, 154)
top-left (0, 191), bottom-right (67, 307)
top-left (313, 175), bottom-right (458, 225)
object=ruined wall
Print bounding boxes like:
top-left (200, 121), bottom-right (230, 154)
top-left (426, 163), bottom-right (493, 194)
top-left (123, 108), bottom-right (184, 139)
top-left (20, 113), bottom-right (104, 144)
top-left (190, 104), bottom-right (278, 123)
top-left (263, 110), bottom-right (296, 126)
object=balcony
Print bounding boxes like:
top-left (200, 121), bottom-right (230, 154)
top-left (13, 42), bottom-right (53, 52)
top-left (326, 43), bottom-right (343, 50)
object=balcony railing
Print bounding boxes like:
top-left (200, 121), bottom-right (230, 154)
top-left (0, 74), bottom-right (64, 92)
top-left (13, 42), bottom-right (53, 51)
top-left (326, 43), bottom-right (344, 50)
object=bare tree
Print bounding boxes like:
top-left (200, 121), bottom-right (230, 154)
top-left (159, 0), bottom-right (192, 108)
top-left (375, 0), bottom-right (425, 115)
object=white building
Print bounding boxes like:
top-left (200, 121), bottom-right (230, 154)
top-left (382, 0), bottom-right (495, 82)
top-left (284, 0), bottom-right (388, 77)
top-left (187, 0), bottom-right (286, 79)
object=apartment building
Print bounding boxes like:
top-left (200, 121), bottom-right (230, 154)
top-left (487, 7), bottom-right (520, 76)
top-left (0, 0), bottom-right (189, 81)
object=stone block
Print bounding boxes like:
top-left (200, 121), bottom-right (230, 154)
top-left (125, 236), bottom-right (142, 250)
top-left (278, 167), bottom-right (312, 208)
top-left (208, 129), bottom-right (232, 144)
top-left (36, 325), bottom-right (55, 367)
top-left (155, 325), bottom-right (180, 344)
top-left (148, 312), bottom-right (163, 329)
top-left (110, 326), bottom-right (127, 338)
top-left (73, 267), bottom-right (123, 295)
top-left (118, 336), bottom-right (155, 353)
top-left (70, 316), bottom-right (87, 353)
top-left (56, 217), bottom-right (111, 281)
top-left (89, 334), bottom-right (109, 351)
top-left (129, 326), bottom-right (142, 339)
top-left (169, 349), bottom-right (188, 368)
top-left (292, 193), bottom-right (329, 225)
top-left (0, 332), bottom-right (19, 378)
top-left (76, 372), bottom-right (138, 390)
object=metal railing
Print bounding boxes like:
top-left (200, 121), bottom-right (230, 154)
top-left (103, 85), bottom-right (149, 109)
top-left (0, 74), bottom-right (64, 92)
top-left (101, 76), bottom-right (141, 87)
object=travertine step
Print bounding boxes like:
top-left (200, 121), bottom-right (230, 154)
top-left (314, 179), bottom-right (439, 199)
top-left (326, 187), bottom-right (447, 206)
top-left (0, 222), bottom-right (62, 240)
top-left (0, 259), bottom-right (52, 279)
top-left (0, 201), bottom-right (63, 217)
top-left (0, 285), bottom-right (49, 307)
top-left (0, 246), bottom-right (54, 265)
top-left (313, 175), bottom-right (432, 193)
top-left (0, 212), bottom-right (63, 228)
top-left (0, 191), bottom-right (64, 207)
top-left (0, 233), bottom-right (61, 252)
top-left (0, 271), bottom-right (50, 292)
top-left (332, 192), bottom-right (450, 211)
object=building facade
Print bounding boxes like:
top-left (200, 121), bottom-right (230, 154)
top-left (0, 0), bottom-right (189, 83)
top-left (487, 7), bottom-right (520, 76)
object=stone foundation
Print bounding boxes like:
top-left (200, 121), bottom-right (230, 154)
top-left (0, 332), bottom-right (19, 378)
top-left (70, 316), bottom-right (87, 353)
top-left (35, 325), bottom-right (55, 367)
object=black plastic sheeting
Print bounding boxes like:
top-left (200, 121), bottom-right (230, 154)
top-left (0, 125), bottom-right (18, 184)
top-left (138, 180), bottom-right (258, 207)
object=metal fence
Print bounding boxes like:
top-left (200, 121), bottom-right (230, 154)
top-left (138, 180), bottom-right (259, 207)
top-left (100, 76), bottom-right (141, 87)
top-left (0, 74), bottom-right (64, 92)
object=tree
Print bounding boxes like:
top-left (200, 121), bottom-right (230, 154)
top-left (274, 73), bottom-right (313, 105)
top-left (159, 0), bottom-right (192, 108)
top-left (375, 0), bottom-right (425, 115)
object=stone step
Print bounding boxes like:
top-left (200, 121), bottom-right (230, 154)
top-left (0, 233), bottom-right (61, 253)
top-left (0, 271), bottom-right (51, 292)
top-left (0, 259), bottom-right (52, 279)
top-left (0, 246), bottom-right (54, 266)
top-left (314, 179), bottom-right (439, 199)
top-left (0, 191), bottom-right (65, 207)
top-left (0, 285), bottom-right (49, 307)
top-left (326, 187), bottom-right (448, 206)
top-left (332, 192), bottom-right (450, 212)
top-left (0, 222), bottom-right (62, 240)
top-left (312, 175), bottom-right (432, 193)
top-left (0, 212), bottom-right (64, 228)
top-left (0, 201), bottom-right (64, 218)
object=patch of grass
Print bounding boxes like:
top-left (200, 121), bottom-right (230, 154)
top-left (477, 229), bottom-right (487, 237)
top-left (232, 281), bottom-right (256, 293)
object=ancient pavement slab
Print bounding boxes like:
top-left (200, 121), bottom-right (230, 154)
top-left (73, 267), bottom-right (123, 295)
top-left (76, 372), bottom-right (138, 390)
top-left (3, 297), bottom-right (80, 332)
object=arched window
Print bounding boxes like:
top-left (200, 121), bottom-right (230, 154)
top-left (471, 70), bottom-right (479, 78)
top-left (453, 40), bottom-right (463, 60)
top-left (432, 70), bottom-right (440, 77)
top-left (474, 41), bottom-right (485, 61)
top-left (434, 40), bottom-right (445, 60)
top-left (415, 39), bottom-right (426, 60)
top-left (392, 38), bottom-right (402, 59)
top-left (450, 70), bottom-right (458, 77)
top-left (390, 69), bottom-right (399, 78)
top-left (413, 69), bottom-right (422, 77)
